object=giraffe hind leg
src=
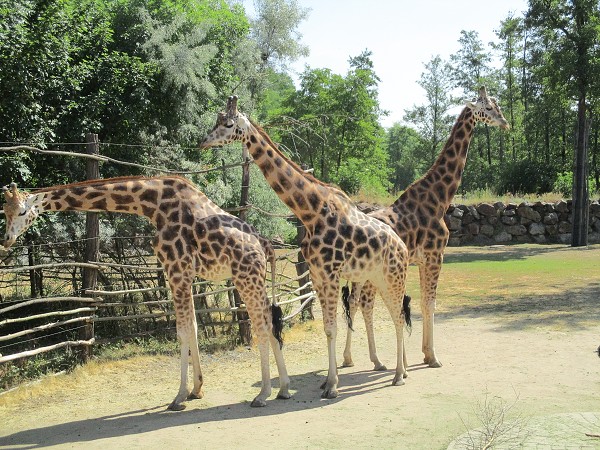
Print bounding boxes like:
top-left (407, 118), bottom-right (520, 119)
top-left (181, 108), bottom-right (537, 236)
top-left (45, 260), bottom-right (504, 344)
top-left (270, 305), bottom-right (291, 400)
top-left (361, 282), bottom-right (387, 371)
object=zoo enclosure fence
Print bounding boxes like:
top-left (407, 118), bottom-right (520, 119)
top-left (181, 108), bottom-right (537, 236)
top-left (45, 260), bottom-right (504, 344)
top-left (0, 134), bottom-right (315, 370)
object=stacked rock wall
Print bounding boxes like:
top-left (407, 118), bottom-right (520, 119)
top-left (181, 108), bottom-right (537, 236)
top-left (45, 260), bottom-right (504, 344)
top-left (445, 200), bottom-right (600, 246)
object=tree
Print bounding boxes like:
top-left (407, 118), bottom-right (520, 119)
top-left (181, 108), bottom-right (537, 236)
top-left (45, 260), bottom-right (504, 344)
top-left (386, 123), bottom-right (422, 192)
top-left (250, 0), bottom-right (310, 70)
top-left (403, 55), bottom-right (455, 167)
top-left (247, 0), bottom-right (310, 105)
top-left (526, 0), bottom-right (600, 246)
top-left (280, 51), bottom-right (390, 195)
top-left (449, 30), bottom-right (499, 166)
top-left (494, 14), bottom-right (526, 160)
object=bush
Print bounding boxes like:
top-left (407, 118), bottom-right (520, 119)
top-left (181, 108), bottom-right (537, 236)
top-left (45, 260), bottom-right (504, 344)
top-left (553, 171), bottom-right (597, 197)
top-left (497, 159), bottom-right (556, 195)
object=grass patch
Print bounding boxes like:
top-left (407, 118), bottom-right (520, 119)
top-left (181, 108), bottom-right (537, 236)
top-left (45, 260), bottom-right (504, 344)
top-left (429, 244), bottom-right (600, 330)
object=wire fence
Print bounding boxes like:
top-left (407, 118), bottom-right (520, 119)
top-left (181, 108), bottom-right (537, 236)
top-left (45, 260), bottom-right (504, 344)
top-left (0, 137), bottom-right (313, 372)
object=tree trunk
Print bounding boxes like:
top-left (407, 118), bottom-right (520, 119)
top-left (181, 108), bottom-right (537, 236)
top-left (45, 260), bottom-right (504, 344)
top-left (81, 133), bottom-right (100, 362)
top-left (234, 150), bottom-right (252, 344)
top-left (571, 99), bottom-right (589, 247)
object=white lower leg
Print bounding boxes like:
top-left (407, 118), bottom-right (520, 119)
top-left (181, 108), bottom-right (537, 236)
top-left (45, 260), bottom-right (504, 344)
top-left (251, 340), bottom-right (272, 407)
top-left (270, 335), bottom-right (291, 399)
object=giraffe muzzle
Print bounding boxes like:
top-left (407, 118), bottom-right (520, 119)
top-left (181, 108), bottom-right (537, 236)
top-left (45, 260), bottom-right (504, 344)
top-left (1, 234), bottom-right (16, 249)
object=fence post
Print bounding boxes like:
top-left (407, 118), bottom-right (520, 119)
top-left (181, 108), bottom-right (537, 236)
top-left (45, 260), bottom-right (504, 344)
top-left (233, 151), bottom-right (252, 344)
top-left (80, 133), bottom-right (100, 361)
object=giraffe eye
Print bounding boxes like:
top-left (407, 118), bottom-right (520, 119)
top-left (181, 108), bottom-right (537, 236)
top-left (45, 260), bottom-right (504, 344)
top-left (18, 210), bottom-right (27, 216)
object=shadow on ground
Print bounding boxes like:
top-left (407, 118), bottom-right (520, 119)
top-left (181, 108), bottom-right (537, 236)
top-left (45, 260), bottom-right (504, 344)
top-left (0, 366), bottom-right (417, 448)
top-left (439, 281), bottom-right (600, 331)
top-left (442, 244), bottom-right (588, 264)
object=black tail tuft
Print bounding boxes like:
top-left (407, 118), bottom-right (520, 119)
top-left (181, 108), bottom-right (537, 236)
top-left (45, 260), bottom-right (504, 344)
top-left (597, 345), bottom-right (600, 358)
top-left (341, 285), bottom-right (353, 331)
top-left (271, 304), bottom-right (284, 349)
top-left (403, 294), bottom-right (412, 334)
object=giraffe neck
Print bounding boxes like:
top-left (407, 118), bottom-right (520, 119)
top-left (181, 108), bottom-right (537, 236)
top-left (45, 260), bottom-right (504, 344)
top-left (243, 123), bottom-right (348, 224)
top-left (395, 106), bottom-right (475, 213)
top-left (33, 176), bottom-right (222, 227)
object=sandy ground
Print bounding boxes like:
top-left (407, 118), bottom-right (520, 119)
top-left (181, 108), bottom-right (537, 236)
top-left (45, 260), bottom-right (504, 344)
top-left (1, 299), bottom-right (599, 449)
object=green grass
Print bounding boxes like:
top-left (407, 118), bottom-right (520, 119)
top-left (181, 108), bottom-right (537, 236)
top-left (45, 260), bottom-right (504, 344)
top-left (426, 244), bottom-right (600, 331)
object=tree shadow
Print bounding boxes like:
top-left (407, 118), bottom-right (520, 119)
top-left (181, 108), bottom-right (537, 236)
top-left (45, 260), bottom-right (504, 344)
top-left (443, 244), bottom-right (571, 264)
top-left (439, 280), bottom-right (600, 331)
top-left (0, 368), bottom-right (401, 448)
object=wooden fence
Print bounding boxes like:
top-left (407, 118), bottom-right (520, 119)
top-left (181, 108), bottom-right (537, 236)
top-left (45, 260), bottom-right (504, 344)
top-left (0, 136), bottom-right (314, 369)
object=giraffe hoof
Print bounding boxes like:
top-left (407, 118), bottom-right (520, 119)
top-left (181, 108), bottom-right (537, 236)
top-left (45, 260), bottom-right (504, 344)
top-left (427, 359), bottom-right (442, 368)
top-left (250, 398), bottom-right (267, 407)
top-left (321, 388), bottom-right (338, 399)
top-left (342, 360), bottom-right (354, 368)
top-left (167, 401), bottom-right (186, 411)
top-left (373, 363), bottom-right (387, 371)
top-left (187, 391), bottom-right (203, 401)
top-left (391, 375), bottom-right (405, 386)
top-left (276, 391), bottom-right (292, 400)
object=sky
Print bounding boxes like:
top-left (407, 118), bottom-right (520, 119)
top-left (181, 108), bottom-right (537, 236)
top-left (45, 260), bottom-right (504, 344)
top-left (244, 0), bottom-right (529, 128)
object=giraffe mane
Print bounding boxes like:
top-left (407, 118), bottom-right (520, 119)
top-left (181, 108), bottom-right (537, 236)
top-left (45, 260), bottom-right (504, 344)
top-left (249, 120), bottom-right (351, 201)
top-left (32, 175), bottom-right (194, 193)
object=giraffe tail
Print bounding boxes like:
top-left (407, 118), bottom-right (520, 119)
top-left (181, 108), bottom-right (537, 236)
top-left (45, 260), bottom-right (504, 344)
top-left (403, 294), bottom-right (412, 334)
top-left (271, 304), bottom-right (284, 349)
top-left (341, 285), bottom-right (354, 331)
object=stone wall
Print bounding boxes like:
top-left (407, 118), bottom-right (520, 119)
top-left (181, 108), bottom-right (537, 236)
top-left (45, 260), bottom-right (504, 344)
top-left (445, 200), bottom-right (600, 246)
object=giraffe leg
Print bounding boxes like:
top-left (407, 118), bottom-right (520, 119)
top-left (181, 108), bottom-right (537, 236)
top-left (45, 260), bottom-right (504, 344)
top-left (360, 282), bottom-right (387, 371)
top-left (187, 317), bottom-right (204, 401)
top-left (270, 334), bottom-right (291, 400)
top-left (234, 264), bottom-right (288, 407)
top-left (251, 336), bottom-right (272, 407)
top-left (314, 275), bottom-right (340, 399)
top-left (373, 285), bottom-right (406, 386)
top-left (419, 263), bottom-right (442, 368)
top-left (169, 324), bottom-right (192, 411)
top-left (166, 275), bottom-right (201, 411)
top-left (342, 283), bottom-right (360, 368)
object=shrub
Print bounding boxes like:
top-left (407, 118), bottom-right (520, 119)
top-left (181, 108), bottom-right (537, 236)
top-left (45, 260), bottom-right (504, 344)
top-left (497, 159), bottom-right (556, 195)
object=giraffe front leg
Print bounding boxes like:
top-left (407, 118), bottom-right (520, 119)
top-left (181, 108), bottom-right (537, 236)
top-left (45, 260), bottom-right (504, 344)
top-left (169, 326), bottom-right (192, 411)
top-left (321, 320), bottom-right (339, 399)
top-left (419, 264), bottom-right (442, 368)
top-left (167, 276), bottom-right (200, 411)
top-left (314, 277), bottom-right (340, 399)
top-left (187, 316), bottom-right (204, 401)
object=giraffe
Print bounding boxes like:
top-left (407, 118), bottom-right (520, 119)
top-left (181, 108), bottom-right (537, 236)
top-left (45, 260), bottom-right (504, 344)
top-left (342, 86), bottom-right (510, 370)
top-left (0, 175), bottom-right (291, 410)
top-left (200, 96), bottom-right (411, 399)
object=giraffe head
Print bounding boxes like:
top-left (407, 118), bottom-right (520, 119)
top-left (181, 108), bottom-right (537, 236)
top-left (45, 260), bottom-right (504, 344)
top-left (1, 183), bottom-right (39, 248)
top-left (200, 96), bottom-right (251, 149)
top-left (466, 86), bottom-right (510, 130)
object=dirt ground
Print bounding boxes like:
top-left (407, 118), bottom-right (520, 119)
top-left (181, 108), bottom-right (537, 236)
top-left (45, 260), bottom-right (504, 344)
top-left (1, 248), bottom-right (599, 448)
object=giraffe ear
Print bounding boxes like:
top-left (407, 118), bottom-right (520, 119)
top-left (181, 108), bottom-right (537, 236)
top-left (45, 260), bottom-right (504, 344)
top-left (466, 100), bottom-right (477, 109)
